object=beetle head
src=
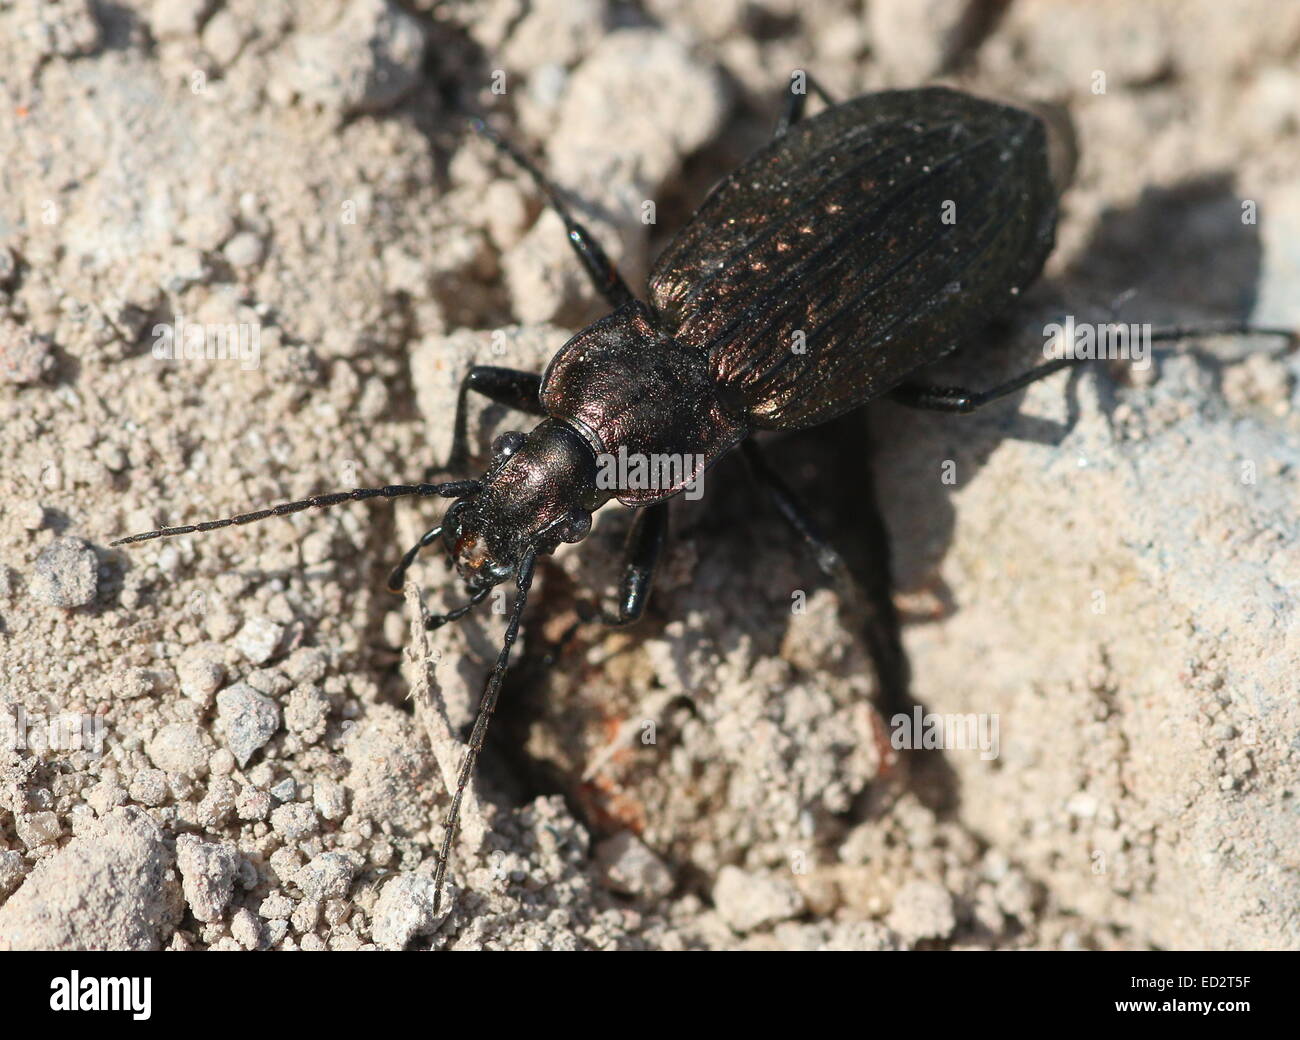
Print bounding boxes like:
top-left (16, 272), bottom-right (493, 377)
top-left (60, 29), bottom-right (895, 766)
top-left (442, 420), bottom-right (603, 591)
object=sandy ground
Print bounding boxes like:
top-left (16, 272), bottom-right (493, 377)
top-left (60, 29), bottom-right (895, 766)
top-left (1, 0), bottom-right (1298, 950)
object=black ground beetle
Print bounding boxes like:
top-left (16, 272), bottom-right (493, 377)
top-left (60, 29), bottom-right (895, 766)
top-left (114, 82), bottom-right (1293, 916)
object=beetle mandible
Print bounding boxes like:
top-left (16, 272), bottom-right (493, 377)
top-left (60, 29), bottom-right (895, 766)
top-left (114, 80), bottom-right (1292, 915)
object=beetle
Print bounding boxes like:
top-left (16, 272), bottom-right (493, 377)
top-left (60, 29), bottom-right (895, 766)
top-left (113, 81), bottom-right (1292, 918)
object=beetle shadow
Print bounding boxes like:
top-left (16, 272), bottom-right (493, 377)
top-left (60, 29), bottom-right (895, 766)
top-left (871, 171), bottom-right (1264, 600)
top-left (838, 171), bottom-right (1267, 815)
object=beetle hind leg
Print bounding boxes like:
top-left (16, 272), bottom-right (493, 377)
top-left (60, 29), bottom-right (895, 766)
top-left (741, 440), bottom-right (848, 580)
top-left (741, 439), bottom-right (908, 708)
top-left (888, 321), bottom-right (1297, 414)
top-left (886, 356), bottom-right (1077, 413)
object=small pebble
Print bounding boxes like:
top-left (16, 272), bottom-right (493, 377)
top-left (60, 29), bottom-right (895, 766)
top-left (270, 802), bottom-right (319, 842)
top-left (594, 832), bottom-right (674, 900)
top-left (259, 892), bottom-right (293, 920)
top-left (235, 786), bottom-right (272, 822)
top-left (147, 722), bottom-right (209, 778)
top-left (886, 880), bottom-right (957, 944)
top-left (279, 0), bottom-right (425, 116)
top-left (223, 231), bottom-right (264, 269)
top-left (15, 811), bottom-right (63, 848)
top-left (270, 777), bottom-right (297, 803)
top-left (0, 318), bottom-right (54, 385)
top-left (202, 9), bottom-right (247, 66)
top-left (372, 873), bottom-right (443, 949)
top-left (177, 645), bottom-right (226, 706)
top-left (283, 646), bottom-right (328, 685)
top-left (0, 850), bottom-right (26, 898)
top-left (18, 502), bottom-right (46, 531)
top-left (230, 907), bottom-right (265, 950)
top-left (233, 617), bottom-right (285, 665)
top-left (128, 769), bottom-right (170, 807)
top-left (313, 778), bottom-right (348, 821)
top-left (31, 537), bottom-right (98, 608)
top-left (175, 835), bottom-right (240, 923)
top-left (285, 684), bottom-right (329, 742)
top-left (215, 683), bottom-right (281, 766)
top-left (295, 852), bottom-right (361, 901)
top-left (712, 866), bottom-right (805, 933)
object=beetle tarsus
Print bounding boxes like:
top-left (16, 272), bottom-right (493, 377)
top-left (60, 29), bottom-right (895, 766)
top-left (889, 322), bottom-right (1298, 415)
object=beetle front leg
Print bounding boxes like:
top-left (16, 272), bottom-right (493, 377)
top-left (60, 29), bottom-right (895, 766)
top-left (444, 366), bottom-right (546, 473)
top-left (399, 366), bottom-right (545, 589)
top-left (581, 502), bottom-right (668, 627)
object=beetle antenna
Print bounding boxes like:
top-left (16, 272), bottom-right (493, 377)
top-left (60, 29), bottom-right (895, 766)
top-left (110, 481), bottom-right (480, 546)
top-left (432, 546), bottom-right (538, 917)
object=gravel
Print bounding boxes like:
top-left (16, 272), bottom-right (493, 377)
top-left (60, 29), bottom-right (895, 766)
top-left (0, 808), bottom-right (180, 950)
top-left (1, 0), bottom-right (1296, 952)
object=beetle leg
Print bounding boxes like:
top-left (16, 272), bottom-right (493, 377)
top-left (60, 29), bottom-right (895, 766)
top-left (889, 321), bottom-right (1297, 413)
top-left (774, 72), bottom-right (838, 137)
top-left (425, 586), bottom-right (492, 630)
top-left (886, 357), bottom-right (1077, 413)
top-left (445, 366), bottom-right (545, 472)
top-left (580, 501), bottom-right (668, 627)
top-left (387, 523), bottom-right (444, 593)
top-left (741, 438), bottom-right (910, 710)
top-left (741, 439), bottom-right (847, 578)
top-left (469, 117), bottom-right (636, 310)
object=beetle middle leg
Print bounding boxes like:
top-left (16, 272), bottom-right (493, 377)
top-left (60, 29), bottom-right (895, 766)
top-left (470, 117), bottom-right (634, 310)
top-left (578, 501), bottom-right (668, 627)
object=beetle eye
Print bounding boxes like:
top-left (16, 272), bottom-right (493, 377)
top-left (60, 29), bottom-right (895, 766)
top-left (559, 509), bottom-right (592, 544)
top-left (491, 431), bottom-right (526, 458)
